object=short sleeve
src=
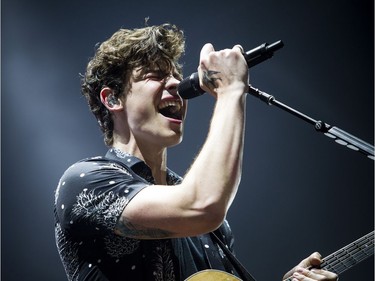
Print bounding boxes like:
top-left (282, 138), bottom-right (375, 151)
top-left (55, 158), bottom-right (149, 236)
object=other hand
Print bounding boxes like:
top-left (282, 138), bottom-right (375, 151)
top-left (282, 252), bottom-right (338, 281)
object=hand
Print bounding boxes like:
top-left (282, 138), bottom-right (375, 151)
top-left (282, 252), bottom-right (338, 281)
top-left (197, 43), bottom-right (249, 98)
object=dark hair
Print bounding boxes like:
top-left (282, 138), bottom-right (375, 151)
top-left (81, 23), bottom-right (185, 146)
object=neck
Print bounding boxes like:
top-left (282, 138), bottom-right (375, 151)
top-left (145, 152), bottom-right (168, 185)
top-left (112, 137), bottom-right (168, 185)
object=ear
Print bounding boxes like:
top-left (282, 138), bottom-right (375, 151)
top-left (100, 87), bottom-right (123, 111)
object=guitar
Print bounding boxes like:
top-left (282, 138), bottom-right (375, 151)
top-left (186, 269), bottom-right (241, 281)
top-left (185, 231), bottom-right (374, 281)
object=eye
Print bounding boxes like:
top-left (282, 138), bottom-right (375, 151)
top-left (144, 72), bottom-right (164, 81)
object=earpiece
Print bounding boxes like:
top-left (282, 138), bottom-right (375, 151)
top-left (107, 94), bottom-right (119, 107)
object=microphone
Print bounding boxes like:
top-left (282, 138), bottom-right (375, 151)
top-left (178, 40), bottom-right (284, 99)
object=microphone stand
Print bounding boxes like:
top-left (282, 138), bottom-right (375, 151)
top-left (249, 86), bottom-right (375, 160)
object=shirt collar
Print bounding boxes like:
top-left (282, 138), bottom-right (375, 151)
top-left (105, 148), bottom-right (155, 183)
top-left (105, 148), bottom-right (144, 168)
top-left (105, 148), bottom-right (182, 185)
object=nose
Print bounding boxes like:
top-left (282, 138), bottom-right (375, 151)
top-left (165, 75), bottom-right (180, 93)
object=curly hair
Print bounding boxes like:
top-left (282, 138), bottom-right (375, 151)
top-left (81, 23), bottom-right (185, 146)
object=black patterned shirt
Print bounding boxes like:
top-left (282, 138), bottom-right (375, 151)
top-left (54, 148), bottom-right (236, 280)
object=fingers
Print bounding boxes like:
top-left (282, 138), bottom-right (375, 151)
top-left (290, 266), bottom-right (338, 281)
top-left (198, 43), bottom-right (245, 71)
top-left (285, 253), bottom-right (338, 281)
top-left (197, 43), bottom-right (248, 97)
top-left (283, 252), bottom-right (327, 281)
top-left (297, 252), bottom-right (322, 268)
top-left (199, 43), bottom-right (243, 57)
top-left (199, 43), bottom-right (215, 66)
top-left (308, 252), bottom-right (323, 267)
top-left (233, 44), bottom-right (245, 55)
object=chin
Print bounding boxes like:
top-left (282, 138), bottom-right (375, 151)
top-left (166, 133), bottom-right (184, 148)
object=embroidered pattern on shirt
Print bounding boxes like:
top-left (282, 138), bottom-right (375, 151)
top-left (55, 223), bottom-right (80, 280)
top-left (72, 189), bottom-right (129, 231)
top-left (103, 232), bottom-right (140, 258)
top-left (113, 148), bottom-right (131, 159)
top-left (167, 170), bottom-right (183, 185)
top-left (151, 241), bottom-right (176, 281)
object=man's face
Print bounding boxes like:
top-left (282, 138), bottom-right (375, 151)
top-left (122, 67), bottom-right (188, 149)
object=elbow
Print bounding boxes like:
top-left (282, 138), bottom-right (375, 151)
top-left (197, 203), bottom-right (227, 232)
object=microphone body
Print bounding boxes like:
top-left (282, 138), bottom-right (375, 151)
top-left (178, 40), bottom-right (284, 99)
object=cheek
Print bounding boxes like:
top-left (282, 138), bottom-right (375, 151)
top-left (126, 100), bottom-right (157, 129)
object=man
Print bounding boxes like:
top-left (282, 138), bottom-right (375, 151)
top-left (54, 23), bottom-right (338, 281)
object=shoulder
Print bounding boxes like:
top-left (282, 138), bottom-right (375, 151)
top-left (63, 156), bottom-right (132, 177)
top-left (54, 156), bottom-right (145, 208)
top-left (58, 156), bottom-right (138, 188)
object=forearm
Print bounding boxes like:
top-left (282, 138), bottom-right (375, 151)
top-left (182, 90), bottom-right (247, 220)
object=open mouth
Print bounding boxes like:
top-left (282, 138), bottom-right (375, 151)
top-left (158, 100), bottom-right (183, 120)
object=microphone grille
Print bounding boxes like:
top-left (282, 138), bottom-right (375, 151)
top-left (178, 73), bottom-right (205, 99)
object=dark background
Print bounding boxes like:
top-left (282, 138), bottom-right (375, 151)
top-left (2, 0), bottom-right (374, 280)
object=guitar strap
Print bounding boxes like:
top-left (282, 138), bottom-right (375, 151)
top-left (200, 233), bottom-right (228, 271)
top-left (210, 230), bottom-right (257, 281)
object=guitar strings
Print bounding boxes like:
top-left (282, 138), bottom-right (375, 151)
top-left (320, 231), bottom-right (374, 274)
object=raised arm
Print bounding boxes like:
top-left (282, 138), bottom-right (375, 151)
top-left (117, 44), bottom-right (249, 239)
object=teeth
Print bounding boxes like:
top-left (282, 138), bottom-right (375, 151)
top-left (158, 100), bottom-right (182, 111)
